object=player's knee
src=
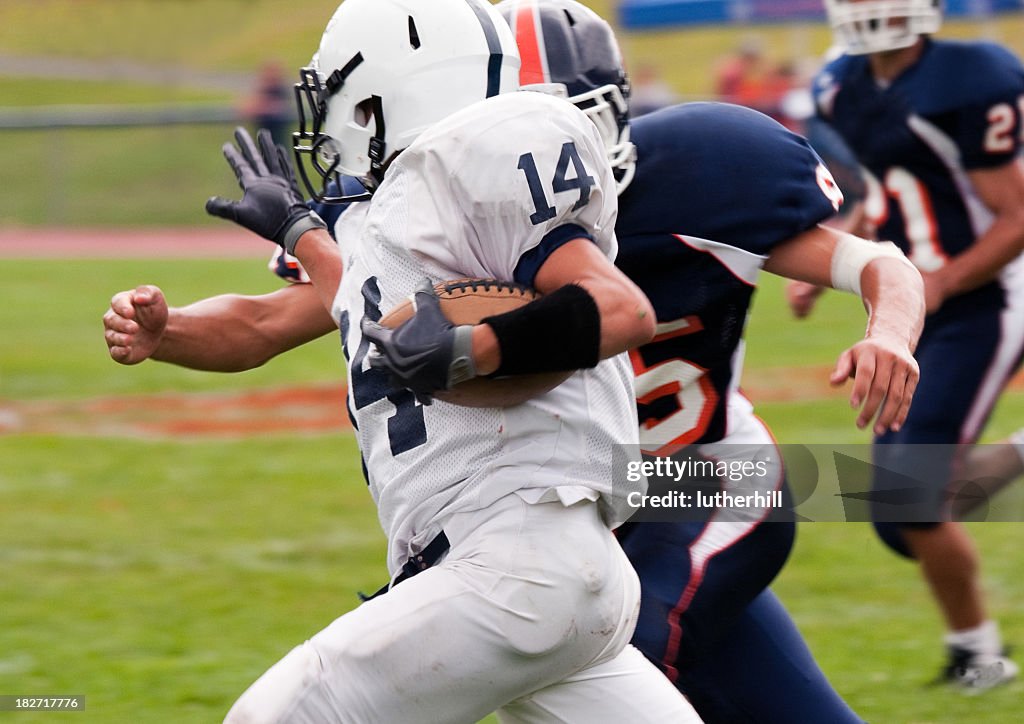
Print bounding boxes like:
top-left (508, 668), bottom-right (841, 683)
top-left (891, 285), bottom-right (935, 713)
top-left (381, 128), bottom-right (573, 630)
top-left (872, 521), bottom-right (928, 559)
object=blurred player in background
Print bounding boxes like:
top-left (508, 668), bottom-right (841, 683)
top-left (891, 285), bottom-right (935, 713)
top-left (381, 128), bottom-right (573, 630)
top-left (794, 0), bottom-right (1024, 690)
top-left (240, 60), bottom-right (293, 148)
top-left (157, 0), bottom-right (702, 721)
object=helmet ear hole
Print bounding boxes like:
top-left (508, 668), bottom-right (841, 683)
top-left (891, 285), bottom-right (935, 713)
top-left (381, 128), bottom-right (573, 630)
top-left (408, 17), bottom-right (421, 49)
top-left (354, 98), bottom-right (375, 127)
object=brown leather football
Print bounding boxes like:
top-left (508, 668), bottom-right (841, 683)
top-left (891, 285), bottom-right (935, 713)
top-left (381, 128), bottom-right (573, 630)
top-left (378, 279), bottom-right (572, 407)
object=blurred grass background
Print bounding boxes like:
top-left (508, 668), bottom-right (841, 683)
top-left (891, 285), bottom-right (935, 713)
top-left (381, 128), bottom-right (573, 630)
top-left (2, 0), bottom-right (1022, 226)
top-left (2, 1), bottom-right (1024, 722)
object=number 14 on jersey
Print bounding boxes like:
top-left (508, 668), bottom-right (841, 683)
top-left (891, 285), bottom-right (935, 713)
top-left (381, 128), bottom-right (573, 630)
top-left (518, 142), bottom-right (596, 225)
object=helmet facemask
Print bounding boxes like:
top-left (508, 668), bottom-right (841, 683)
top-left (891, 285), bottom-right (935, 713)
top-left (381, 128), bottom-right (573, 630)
top-left (567, 82), bottom-right (636, 194)
top-left (293, 64), bottom-right (375, 204)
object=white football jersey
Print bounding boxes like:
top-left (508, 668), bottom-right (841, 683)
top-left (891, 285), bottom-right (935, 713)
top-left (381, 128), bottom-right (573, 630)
top-left (332, 91), bottom-right (642, 573)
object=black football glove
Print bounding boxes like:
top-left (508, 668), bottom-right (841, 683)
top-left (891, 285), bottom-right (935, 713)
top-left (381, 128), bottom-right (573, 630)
top-left (206, 127), bottom-right (326, 254)
top-left (361, 281), bottom-right (477, 404)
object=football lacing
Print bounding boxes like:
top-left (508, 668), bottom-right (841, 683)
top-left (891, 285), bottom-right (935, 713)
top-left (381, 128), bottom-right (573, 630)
top-left (441, 279), bottom-right (534, 296)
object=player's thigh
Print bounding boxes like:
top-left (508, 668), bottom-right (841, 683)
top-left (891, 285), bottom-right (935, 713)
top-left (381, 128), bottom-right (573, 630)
top-left (460, 496), bottom-right (640, 663)
top-left (872, 316), bottom-right (1004, 526)
top-left (622, 517), bottom-right (794, 678)
top-left (497, 644), bottom-right (701, 724)
top-left (226, 497), bottom-right (642, 724)
top-left (224, 564), bottom-right (540, 724)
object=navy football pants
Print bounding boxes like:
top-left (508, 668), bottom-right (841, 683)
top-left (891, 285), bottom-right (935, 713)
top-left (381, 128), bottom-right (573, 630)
top-left (873, 302), bottom-right (1024, 557)
top-left (619, 517), bottom-right (863, 723)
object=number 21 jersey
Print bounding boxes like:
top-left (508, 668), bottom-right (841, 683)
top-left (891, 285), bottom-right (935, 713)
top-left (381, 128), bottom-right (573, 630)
top-left (814, 38), bottom-right (1024, 312)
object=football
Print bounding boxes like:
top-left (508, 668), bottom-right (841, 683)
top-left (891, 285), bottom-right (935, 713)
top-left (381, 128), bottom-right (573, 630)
top-left (378, 279), bottom-right (572, 407)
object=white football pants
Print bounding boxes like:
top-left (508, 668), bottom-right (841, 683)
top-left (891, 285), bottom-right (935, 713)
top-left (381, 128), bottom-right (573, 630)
top-left (224, 493), bottom-right (701, 723)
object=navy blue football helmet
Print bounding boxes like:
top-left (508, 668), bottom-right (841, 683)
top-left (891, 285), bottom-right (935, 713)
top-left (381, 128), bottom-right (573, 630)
top-left (497, 0), bottom-right (636, 193)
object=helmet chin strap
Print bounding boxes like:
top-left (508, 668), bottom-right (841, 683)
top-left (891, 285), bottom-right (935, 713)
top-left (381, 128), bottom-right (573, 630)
top-left (325, 53), bottom-right (365, 96)
top-left (366, 95), bottom-right (387, 184)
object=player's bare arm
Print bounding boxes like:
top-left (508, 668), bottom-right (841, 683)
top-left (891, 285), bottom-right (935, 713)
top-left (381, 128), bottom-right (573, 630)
top-left (289, 228), bottom-right (345, 316)
top-left (104, 283), bottom-right (334, 370)
top-left (921, 159), bottom-right (1024, 313)
top-left (785, 201), bottom-right (880, 318)
top-left (535, 237), bottom-right (655, 355)
top-left (107, 126), bottom-right (341, 371)
top-left (765, 224), bottom-right (924, 434)
top-left (468, 238), bottom-right (656, 375)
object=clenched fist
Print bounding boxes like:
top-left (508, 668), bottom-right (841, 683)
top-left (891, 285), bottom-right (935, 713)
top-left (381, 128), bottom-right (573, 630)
top-left (103, 285), bottom-right (169, 365)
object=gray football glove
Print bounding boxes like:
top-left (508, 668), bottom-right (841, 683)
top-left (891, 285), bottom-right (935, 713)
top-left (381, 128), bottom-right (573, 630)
top-left (361, 281), bottom-right (477, 404)
top-left (206, 127), bottom-right (326, 254)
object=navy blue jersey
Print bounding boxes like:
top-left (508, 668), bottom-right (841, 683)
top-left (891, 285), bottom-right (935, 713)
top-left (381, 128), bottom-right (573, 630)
top-left (814, 39), bottom-right (1024, 309)
top-left (616, 102), bottom-right (839, 448)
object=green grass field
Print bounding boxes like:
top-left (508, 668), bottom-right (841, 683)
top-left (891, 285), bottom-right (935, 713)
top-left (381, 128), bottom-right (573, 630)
top-left (2, 259), bottom-right (1023, 722)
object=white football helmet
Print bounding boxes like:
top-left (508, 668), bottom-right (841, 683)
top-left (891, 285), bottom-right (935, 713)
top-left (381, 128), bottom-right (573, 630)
top-left (825, 0), bottom-right (942, 56)
top-left (294, 0), bottom-right (521, 202)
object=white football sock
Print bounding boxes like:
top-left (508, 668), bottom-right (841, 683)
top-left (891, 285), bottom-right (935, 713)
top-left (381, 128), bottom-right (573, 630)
top-left (945, 620), bottom-right (1002, 656)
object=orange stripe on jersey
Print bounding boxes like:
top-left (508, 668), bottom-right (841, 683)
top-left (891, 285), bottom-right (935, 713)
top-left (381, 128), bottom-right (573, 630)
top-left (515, 3), bottom-right (547, 85)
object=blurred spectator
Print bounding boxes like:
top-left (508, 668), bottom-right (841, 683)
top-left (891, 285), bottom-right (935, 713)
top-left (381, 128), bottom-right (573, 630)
top-left (715, 39), bottom-right (812, 132)
top-left (240, 60), bottom-right (293, 148)
top-left (629, 63), bottom-right (679, 117)
top-left (761, 61), bottom-right (802, 130)
top-left (714, 36), bottom-right (766, 104)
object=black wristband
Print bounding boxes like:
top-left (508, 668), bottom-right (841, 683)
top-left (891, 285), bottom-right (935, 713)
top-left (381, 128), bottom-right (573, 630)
top-left (482, 284), bottom-right (601, 376)
top-left (281, 210), bottom-right (327, 255)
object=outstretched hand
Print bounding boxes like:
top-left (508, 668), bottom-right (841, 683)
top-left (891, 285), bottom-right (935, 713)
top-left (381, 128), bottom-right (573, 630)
top-left (785, 279), bottom-right (824, 319)
top-left (360, 281), bottom-right (477, 404)
top-left (103, 285), bottom-right (169, 365)
top-left (830, 334), bottom-right (919, 435)
top-left (206, 127), bottom-right (326, 254)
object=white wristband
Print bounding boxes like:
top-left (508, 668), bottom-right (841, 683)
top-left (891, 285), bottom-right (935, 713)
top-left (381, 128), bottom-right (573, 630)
top-left (830, 233), bottom-right (912, 296)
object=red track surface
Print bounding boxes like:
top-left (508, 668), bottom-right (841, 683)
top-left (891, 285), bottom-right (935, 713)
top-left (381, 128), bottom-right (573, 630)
top-left (0, 384), bottom-right (349, 439)
top-left (0, 226), bottom-right (268, 258)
